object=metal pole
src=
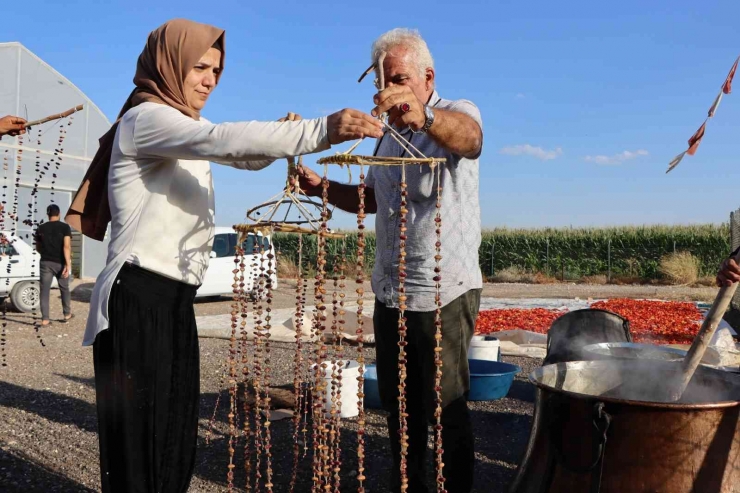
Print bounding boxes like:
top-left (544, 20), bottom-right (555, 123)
top-left (673, 240), bottom-right (676, 254)
top-left (608, 239), bottom-right (611, 283)
top-left (546, 238), bottom-right (550, 276)
top-left (490, 242), bottom-right (495, 277)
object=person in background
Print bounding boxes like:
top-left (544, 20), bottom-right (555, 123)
top-left (0, 115), bottom-right (26, 138)
top-left (35, 204), bottom-right (73, 326)
top-left (297, 27), bottom-right (483, 493)
top-left (65, 18), bottom-right (382, 493)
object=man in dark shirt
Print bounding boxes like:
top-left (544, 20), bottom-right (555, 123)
top-left (35, 204), bottom-right (73, 326)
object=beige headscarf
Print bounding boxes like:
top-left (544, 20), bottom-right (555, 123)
top-left (65, 18), bottom-right (225, 240)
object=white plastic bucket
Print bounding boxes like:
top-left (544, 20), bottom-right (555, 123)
top-left (311, 360), bottom-right (360, 418)
top-left (468, 335), bottom-right (500, 362)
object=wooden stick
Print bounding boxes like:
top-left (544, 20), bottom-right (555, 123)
top-left (671, 251), bottom-right (740, 400)
top-left (24, 104), bottom-right (83, 128)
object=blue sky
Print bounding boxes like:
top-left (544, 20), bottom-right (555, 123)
top-left (4, 0), bottom-right (740, 230)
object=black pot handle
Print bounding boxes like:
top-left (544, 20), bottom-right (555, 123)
top-left (551, 401), bottom-right (612, 474)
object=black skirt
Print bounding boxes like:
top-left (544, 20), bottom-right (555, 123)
top-left (93, 262), bottom-right (200, 493)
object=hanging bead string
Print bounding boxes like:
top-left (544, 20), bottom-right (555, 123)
top-left (12, 134), bottom-right (22, 234)
top-left (1, 149), bottom-right (8, 368)
top-left (263, 239), bottom-right (276, 493)
top-left (301, 267), bottom-right (311, 461)
top-left (331, 239), bottom-right (347, 493)
top-left (238, 241), bottom-right (253, 493)
top-left (252, 240), bottom-right (266, 491)
top-left (432, 163), bottom-right (446, 492)
top-left (225, 244), bottom-right (243, 491)
top-left (47, 123), bottom-right (67, 205)
top-left (311, 165), bottom-right (331, 492)
top-left (355, 164), bottom-right (368, 492)
top-left (396, 164), bottom-right (410, 492)
top-left (289, 234), bottom-right (306, 493)
top-left (326, 242), bottom-right (341, 492)
top-left (29, 127), bottom-right (42, 346)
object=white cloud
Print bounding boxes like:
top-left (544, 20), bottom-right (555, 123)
top-left (515, 93), bottom-right (526, 99)
top-left (499, 144), bottom-right (563, 161)
top-left (584, 149), bottom-right (649, 165)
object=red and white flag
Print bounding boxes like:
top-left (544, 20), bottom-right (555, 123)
top-left (666, 151), bottom-right (686, 173)
top-left (708, 90), bottom-right (724, 117)
top-left (687, 120), bottom-right (707, 156)
top-left (723, 57), bottom-right (739, 94)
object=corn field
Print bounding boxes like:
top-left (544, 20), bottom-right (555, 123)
top-left (272, 224), bottom-right (731, 281)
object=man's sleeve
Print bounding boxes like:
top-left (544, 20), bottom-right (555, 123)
top-left (448, 99), bottom-right (483, 131)
top-left (364, 166), bottom-right (376, 189)
top-left (64, 223), bottom-right (72, 237)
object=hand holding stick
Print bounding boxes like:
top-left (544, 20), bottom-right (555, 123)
top-left (24, 104), bottom-right (83, 129)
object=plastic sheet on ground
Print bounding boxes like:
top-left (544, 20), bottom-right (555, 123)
top-left (196, 302), bottom-right (375, 344)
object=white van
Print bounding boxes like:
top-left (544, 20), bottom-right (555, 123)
top-left (197, 227), bottom-right (278, 299)
top-left (0, 231), bottom-right (57, 312)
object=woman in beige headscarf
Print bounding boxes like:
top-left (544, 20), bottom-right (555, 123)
top-left (69, 18), bottom-right (382, 493)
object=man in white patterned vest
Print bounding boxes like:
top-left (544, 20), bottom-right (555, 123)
top-left (298, 28), bottom-right (483, 493)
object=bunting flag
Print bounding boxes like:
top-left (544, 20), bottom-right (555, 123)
top-left (723, 57), bottom-right (739, 94)
top-left (667, 55), bottom-right (739, 173)
top-left (686, 120), bottom-right (706, 156)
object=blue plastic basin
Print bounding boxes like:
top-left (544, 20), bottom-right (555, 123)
top-left (364, 360), bottom-right (521, 406)
top-left (363, 365), bottom-right (383, 409)
top-left (467, 359), bottom-right (521, 401)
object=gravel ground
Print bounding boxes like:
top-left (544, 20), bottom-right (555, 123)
top-left (0, 278), bottom-right (718, 492)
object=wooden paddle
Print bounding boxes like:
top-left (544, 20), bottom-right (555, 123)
top-left (669, 252), bottom-right (740, 400)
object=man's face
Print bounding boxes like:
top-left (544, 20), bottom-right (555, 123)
top-left (378, 46), bottom-right (432, 105)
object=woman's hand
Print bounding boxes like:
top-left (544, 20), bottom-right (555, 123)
top-left (717, 257), bottom-right (740, 287)
top-left (0, 116), bottom-right (26, 137)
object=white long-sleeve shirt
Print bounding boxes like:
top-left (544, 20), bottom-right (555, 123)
top-left (83, 102), bottom-right (330, 346)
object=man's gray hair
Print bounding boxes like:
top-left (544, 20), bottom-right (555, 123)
top-left (371, 28), bottom-right (434, 79)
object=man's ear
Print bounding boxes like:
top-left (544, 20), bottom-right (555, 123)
top-left (425, 67), bottom-right (435, 91)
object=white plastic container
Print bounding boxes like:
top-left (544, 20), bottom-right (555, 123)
top-left (311, 360), bottom-right (360, 418)
top-left (468, 335), bottom-right (501, 362)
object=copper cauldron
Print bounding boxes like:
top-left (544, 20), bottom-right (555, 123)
top-left (508, 359), bottom-right (740, 493)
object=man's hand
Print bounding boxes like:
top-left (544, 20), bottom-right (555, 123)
top-left (371, 86), bottom-right (426, 131)
top-left (326, 109), bottom-right (383, 144)
top-left (0, 116), bottom-right (27, 137)
top-left (291, 165), bottom-right (323, 197)
top-left (717, 257), bottom-right (740, 287)
top-left (62, 265), bottom-right (70, 279)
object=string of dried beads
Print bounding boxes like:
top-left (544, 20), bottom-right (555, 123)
top-left (312, 169), bottom-right (331, 492)
top-left (331, 240), bottom-right (348, 493)
top-left (252, 241), bottom-right (266, 491)
top-left (49, 124), bottom-right (67, 204)
top-left (11, 134), bottom-right (22, 233)
top-left (432, 164), bottom-right (447, 492)
top-left (355, 164), bottom-right (368, 491)
top-left (262, 242), bottom-right (276, 493)
top-left (289, 234), bottom-right (307, 493)
top-left (238, 243), bottom-right (253, 493)
top-left (225, 243), bottom-right (242, 490)
top-left (396, 165), bottom-right (410, 492)
top-left (325, 244), bottom-right (341, 492)
top-left (1, 150), bottom-right (8, 367)
top-left (29, 127), bottom-right (42, 347)
top-left (301, 272), bottom-right (311, 461)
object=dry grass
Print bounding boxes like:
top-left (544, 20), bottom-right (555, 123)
top-left (694, 275), bottom-right (717, 287)
top-left (581, 274), bottom-right (608, 285)
top-left (491, 266), bottom-right (535, 283)
top-left (659, 251), bottom-right (700, 285)
top-left (610, 275), bottom-right (644, 285)
top-left (533, 272), bottom-right (559, 284)
top-left (276, 254), bottom-right (300, 279)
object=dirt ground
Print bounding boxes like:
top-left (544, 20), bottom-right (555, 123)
top-left (0, 278), bottom-right (720, 492)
